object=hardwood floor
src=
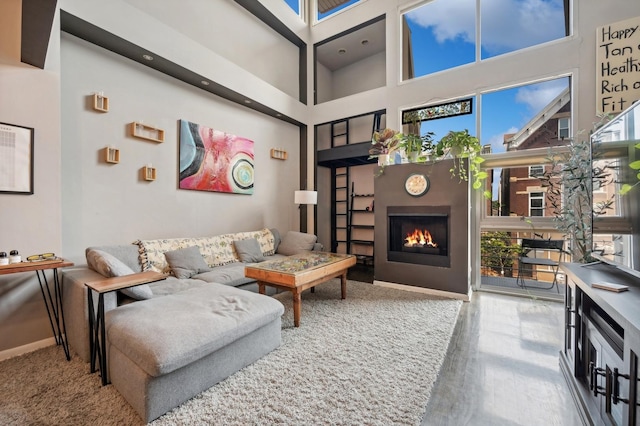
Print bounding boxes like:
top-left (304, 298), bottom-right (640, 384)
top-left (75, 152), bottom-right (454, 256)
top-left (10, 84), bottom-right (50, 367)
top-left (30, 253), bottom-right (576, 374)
top-left (421, 291), bottom-right (583, 426)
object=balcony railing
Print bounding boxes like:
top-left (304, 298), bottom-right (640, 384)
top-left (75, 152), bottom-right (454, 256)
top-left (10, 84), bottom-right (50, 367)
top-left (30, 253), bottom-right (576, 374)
top-left (480, 230), bottom-right (566, 300)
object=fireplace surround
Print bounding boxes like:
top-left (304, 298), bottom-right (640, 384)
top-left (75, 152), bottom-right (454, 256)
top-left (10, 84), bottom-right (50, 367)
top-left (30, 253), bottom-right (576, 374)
top-left (387, 205), bottom-right (450, 267)
top-left (374, 161), bottom-right (470, 298)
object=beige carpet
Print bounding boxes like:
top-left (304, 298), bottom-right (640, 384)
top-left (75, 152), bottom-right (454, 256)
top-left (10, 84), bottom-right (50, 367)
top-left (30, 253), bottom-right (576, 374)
top-left (0, 279), bottom-right (461, 425)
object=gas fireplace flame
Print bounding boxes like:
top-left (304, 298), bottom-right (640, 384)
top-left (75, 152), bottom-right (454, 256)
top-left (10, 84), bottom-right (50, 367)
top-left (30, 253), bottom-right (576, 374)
top-left (404, 229), bottom-right (438, 248)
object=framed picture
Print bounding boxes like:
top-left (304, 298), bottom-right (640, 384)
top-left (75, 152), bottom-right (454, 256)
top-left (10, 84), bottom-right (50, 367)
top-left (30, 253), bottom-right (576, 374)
top-left (0, 122), bottom-right (34, 195)
top-left (178, 119), bottom-right (254, 195)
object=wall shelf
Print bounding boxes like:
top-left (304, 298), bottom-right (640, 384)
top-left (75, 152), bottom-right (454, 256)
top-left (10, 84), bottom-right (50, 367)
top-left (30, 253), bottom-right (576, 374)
top-left (270, 148), bottom-right (288, 160)
top-left (142, 166), bottom-right (157, 181)
top-left (92, 93), bottom-right (109, 112)
top-left (103, 147), bottom-right (120, 164)
top-left (130, 122), bottom-right (164, 143)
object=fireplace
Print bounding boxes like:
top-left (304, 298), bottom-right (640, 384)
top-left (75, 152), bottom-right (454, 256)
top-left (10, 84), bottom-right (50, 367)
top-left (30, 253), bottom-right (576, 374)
top-left (374, 162), bottom-right (470, 297)
top-left (388, 206), bottom-right (450, 267)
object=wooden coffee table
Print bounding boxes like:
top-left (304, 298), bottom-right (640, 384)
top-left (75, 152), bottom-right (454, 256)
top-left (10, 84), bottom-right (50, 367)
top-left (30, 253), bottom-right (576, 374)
top-left (245, 252), bottom-right (356, 327)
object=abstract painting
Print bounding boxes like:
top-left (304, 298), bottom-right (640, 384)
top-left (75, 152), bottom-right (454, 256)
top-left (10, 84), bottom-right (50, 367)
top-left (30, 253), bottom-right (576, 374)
top-left (179, 119), bottom-right (254, 194)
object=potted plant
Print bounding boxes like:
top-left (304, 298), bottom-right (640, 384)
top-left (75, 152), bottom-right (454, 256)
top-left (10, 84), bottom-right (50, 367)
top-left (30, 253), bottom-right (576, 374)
top-left (369, 128), bottom-right (401, 166)
top-left (539, 122), bottom-right (615, 263)
top-left (399, 131), bottom-right (435, 163)
top-left (435, 129), bottom-right (489, 197)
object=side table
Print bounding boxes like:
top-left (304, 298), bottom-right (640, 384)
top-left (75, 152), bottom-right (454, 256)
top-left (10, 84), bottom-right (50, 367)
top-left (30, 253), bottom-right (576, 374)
top-left (0, 258), bottom-right (75, 360)
top-left (85, 271), bottom-right (167, 385)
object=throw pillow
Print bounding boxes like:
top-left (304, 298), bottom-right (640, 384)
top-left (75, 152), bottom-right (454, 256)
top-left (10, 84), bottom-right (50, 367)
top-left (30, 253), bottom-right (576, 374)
top-left (233, 238), bottom-right (265, 263)
top-left (164, 245), bottom-right (212, 279)
top-left (269, 228), bottom-right (281, 253)
top-left (85, 249), bottom-right (153, 300)
top-left (276, 231), bottom-right (318, 256)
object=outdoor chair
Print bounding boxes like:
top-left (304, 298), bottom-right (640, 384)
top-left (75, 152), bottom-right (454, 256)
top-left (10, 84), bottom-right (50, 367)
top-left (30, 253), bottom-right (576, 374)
top-left (517, 238), bottom-right (565, 293)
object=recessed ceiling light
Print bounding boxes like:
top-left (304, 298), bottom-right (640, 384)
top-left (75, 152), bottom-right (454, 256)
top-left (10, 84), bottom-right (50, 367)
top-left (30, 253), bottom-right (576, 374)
top-left (201, 80), bottom-right (210, 86)
top-left (276, 113), bottom-right (282, 117)
top-left (338, 48), bottom-right (347, 54)
top-left (142, 54), bottom-right (154, 61)
top-left (361, 39), bottom-right (369, 45)
top-left (244, 99), bottom-right (252, 104)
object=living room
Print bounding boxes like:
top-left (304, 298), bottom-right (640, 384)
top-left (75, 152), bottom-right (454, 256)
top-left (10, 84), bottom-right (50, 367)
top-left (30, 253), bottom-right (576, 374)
top-left (1, 0), bottom-right (640, 424)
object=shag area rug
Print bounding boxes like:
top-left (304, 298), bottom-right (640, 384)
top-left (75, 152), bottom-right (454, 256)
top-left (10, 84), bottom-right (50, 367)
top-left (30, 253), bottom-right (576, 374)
top-left (0, 279), bottom-right (461, 425)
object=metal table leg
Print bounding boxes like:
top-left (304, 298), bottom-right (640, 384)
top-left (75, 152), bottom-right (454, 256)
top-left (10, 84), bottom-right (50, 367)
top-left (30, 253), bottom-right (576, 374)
top-left (35, 268), bottom-right (71, 361)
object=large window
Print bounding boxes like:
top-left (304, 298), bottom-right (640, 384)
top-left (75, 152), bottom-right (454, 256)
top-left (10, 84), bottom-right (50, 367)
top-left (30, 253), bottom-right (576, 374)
top-left (481, 77), bottom-right (570, 155)
top-left (402, 0), bottom-right (569, 80)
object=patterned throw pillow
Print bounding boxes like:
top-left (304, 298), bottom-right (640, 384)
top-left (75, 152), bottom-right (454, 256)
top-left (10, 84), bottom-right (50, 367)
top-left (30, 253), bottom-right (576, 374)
top-left (134, 228), bottom-right (277, 272)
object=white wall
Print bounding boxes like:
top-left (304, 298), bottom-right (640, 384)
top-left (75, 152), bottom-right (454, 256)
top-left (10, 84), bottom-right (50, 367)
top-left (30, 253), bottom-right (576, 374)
top-left (316, 61), bottom-right (333, 104)
top-left (332, 51), bottom-right (385, 100)
top-left (121, 0), bottom-right (302, 99)
top-left (60, 33), bottom-right (301, 263)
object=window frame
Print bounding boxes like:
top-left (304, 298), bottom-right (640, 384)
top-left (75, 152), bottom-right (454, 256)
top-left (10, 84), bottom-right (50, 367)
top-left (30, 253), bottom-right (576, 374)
top-left (558, 117), bottom-right (570, 140)
top-left (529, 191), bottom-right (545, 217)
top-left (529, 165), bottom-right (544, 178)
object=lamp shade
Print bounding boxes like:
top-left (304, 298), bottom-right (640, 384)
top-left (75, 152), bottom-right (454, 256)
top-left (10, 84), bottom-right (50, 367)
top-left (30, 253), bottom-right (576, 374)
top-left (294, 190), bottom-right (317, 205)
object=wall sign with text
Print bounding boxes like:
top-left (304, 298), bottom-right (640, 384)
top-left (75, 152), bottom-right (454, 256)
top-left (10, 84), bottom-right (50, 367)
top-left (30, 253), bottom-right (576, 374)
top-left (596, 16), bottom-right (640, 115)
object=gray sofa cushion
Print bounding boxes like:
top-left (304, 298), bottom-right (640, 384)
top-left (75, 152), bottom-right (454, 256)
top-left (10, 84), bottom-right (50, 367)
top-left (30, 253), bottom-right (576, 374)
top-left (164, 246), bottom-right (212, 279)
top-left (86, 244), bottom-right (142, 273)
top-left (269, 228), bottom-right (281, 252)
top-left (86, 249), bottom-right (153, 300)
top-left (192, 263), bottom-right (255, 287)
top-left (147, 276), bottom-right (209, 297)
top-left (106, 284), bottom-right (285, 377)
top-left (234, 238), bottom-right (265, 263)
top-left (276, 231), bottom-right (318, 256)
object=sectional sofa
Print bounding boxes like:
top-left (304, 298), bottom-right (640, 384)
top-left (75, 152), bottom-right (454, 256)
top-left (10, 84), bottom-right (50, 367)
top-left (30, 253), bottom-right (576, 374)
top-left (61, 227), bottom-right (320, 422)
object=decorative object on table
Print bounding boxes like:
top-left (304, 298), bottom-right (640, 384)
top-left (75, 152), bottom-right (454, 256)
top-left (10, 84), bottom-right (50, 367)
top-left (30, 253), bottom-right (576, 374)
top-left (9, 250), bottom-right (21, 264)
top-left (0, 122), bottom-right (34, 195)
top-left (404, 173), bottom-right (430, 197)
top-left (0, 252), bottom-right (7, 266)
top-left (26, 252), bottom-right (57, 262)
top-left (178, 119), bottom-right (254, 194)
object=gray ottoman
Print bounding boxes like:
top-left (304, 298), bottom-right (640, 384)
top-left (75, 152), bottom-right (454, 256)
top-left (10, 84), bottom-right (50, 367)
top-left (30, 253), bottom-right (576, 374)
top-left (106, 283), bottom-right (284, 422)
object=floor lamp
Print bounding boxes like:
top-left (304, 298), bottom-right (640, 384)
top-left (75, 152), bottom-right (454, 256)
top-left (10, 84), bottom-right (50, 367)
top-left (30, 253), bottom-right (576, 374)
top-left (294, 190), bottom-right (317, 233)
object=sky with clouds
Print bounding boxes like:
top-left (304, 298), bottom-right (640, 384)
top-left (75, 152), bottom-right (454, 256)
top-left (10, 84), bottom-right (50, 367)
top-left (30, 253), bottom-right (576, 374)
top-left (406, 0), bottom-right (565, 58)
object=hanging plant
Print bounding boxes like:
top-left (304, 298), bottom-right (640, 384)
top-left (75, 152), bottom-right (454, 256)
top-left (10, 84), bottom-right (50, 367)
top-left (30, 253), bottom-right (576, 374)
top-left (435, 130), bottom-right (490, 199)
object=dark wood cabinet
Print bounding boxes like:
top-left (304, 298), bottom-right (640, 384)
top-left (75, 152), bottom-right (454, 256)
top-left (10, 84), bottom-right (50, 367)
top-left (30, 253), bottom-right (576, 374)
top-left (561, 262), bottom-right (640, 425)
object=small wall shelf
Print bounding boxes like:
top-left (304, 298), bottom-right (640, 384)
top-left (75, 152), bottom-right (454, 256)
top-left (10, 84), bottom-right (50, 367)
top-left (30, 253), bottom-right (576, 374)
top-left (130, 122), bottom-right (164, 143)
top-left (103, 147), bottom-right (120, 164)
top-left (270, 148), bottom-right (288, 160)
top-left (142, 166), bottom-right (157, 181)
top-left (92, 93), bottom-right (109, 112)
